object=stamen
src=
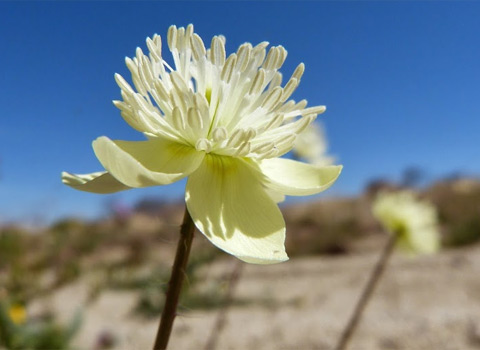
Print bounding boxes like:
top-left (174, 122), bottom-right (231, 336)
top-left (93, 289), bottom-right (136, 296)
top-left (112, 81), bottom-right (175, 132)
top-left (264, 114), bottom-right (284, 131)
top-left (212, 127), bottom-right (228, 142)
top-left (245, 128), bottom-right (257, 140)
top-left (221, 54), bottom-right (237, 83)
top-left (170, 71), bottom-right (190, 95)
top-left (153, 80), bottom-right (170, 102)
top-left (114, 73), bottom-right (135, 94)
top-left (176, 27), bottom-right (185, 50)
top-left (274, 134), bottom-right (296, 153)
top-left (190, 33), bottom-right (206, 60)
top-left (233, 141), bottom-right (251, 157)
top-left (263, 47), bottom-right (278, 71)
top-left (171, 106), bottom-right (186, 130)
top-left (185, 24), bottom-right (194, 49)
top-left (167, 25), bottom-right (177, 51)
top-left (211, 36), bottom-right (226, 66)
top-left (291, 63), bottom-right (305, 81)
top-left (139, 55), bottom-right (154, 90)
top-left (196, 138), bottom-right (212, 152)
top-left (194, 93), bottom-right (210, 117)
top-left (277, 100), bottom-right (295, 113)
top-left (281, 78), bottom-right (298, 102)
top-left (293, 114), bottom-right (316, 134)
top-left (236, 43), bottom-right (252, 72)
top-left (274, 46), bottom-right (287, 69)
top-left (249, 69), bottom-right (266, 95)
top-left (251, 141), bottom-right (274, 154)
top-left (226, 129), bottom-right (246, 148)
top-left (301, 106), bottom-right (326, 116)
top-left (269, 72), bottom-right (283, 89)
top-left (187, 107), bottom-right (203, 130)
top-left (252, 41), bottom-right (269, 67)
top-left (261, 86), bottom-right (283, 110)
top-left (169, 87), bottom-right (187, 114)
top-left (146, 35), bottom-right (162, 62)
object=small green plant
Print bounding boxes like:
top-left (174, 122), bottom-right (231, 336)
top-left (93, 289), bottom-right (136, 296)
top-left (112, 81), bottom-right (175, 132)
top-left (445, 216), bottom-right (480, 247)
top-left (0, 301), bottom-right (81, 350)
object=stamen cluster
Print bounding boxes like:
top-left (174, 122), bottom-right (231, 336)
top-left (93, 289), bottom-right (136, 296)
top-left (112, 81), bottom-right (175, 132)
top-left (113, 24), bottom-right (326, 159)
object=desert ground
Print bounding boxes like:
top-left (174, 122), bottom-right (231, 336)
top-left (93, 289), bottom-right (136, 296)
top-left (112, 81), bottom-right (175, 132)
top-left (31, 237), bottom-right (480, 350)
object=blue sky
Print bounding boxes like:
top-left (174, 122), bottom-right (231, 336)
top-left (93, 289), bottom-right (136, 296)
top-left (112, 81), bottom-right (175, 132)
top-left (1, 1), bottom-right (479, 224)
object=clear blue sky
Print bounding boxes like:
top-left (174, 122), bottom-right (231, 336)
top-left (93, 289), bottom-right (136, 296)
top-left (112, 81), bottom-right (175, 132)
top-left (1, 1), bottom-right (479, 224)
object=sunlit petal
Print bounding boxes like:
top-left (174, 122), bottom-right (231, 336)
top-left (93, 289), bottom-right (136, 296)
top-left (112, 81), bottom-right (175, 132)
top-left (258, 158), bottom-right (342, 196)
top-left (186, 155), bottom-right (288, 264)
top-left (61, 171), bottom-right (130, 193)
top-left (93, 136), bottom-right (205, 188)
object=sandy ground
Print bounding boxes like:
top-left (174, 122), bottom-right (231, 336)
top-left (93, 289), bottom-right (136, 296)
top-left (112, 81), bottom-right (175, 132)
top-left (34, 240), bottom-right (480, 350)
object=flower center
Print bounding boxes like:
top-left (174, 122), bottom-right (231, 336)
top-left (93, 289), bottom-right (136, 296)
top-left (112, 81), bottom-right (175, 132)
top-left (113, 24), bottom-right (327, 161)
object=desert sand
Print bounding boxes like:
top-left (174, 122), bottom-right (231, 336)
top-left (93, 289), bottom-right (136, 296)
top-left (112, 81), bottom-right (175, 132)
top-left (33, 236), bottom-right (480, 350)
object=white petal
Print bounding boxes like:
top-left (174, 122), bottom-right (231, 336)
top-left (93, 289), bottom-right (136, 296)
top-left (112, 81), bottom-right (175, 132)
top-left (186, 156), bottom-right (288, 264)
top-left (258, 158), bottom-right (342, 196)
top-left (61, 171), bottom-right (130, 193)
top-left (264, 187), bottom-right (286, 203)
top-left (93, 136), bottom-right (205, 188)
top-left (406, 227), bottom-right (440, 254)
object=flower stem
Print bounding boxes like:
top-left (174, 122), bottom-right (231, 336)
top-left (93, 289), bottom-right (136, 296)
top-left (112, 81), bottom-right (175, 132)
top-left (334, 233), bottom-right (398, 350)
top-left (204, 259), bottom-right (244, 350)
top-left (153, 207), bottom-right (196, 350)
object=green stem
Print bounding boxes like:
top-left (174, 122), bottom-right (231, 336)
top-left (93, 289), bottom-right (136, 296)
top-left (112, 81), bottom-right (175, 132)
top-left (153, 207), bottom-right (196, 350)
top-left (334, 233), bottom-right (398, 350)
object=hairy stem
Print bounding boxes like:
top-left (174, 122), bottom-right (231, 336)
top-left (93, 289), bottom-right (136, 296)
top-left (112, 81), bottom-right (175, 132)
top-left (153, 207), bottom-right (196, 350)
top-left (335, 233), bottom-right (397, 350)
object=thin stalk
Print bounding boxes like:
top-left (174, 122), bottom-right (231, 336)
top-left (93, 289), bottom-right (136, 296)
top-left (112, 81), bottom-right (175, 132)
top-left (153, 207), bottom-right (196, 350)
top-left (204, 260), bottom-right (244, 350)
top-left (335, 233), bottom-right (398, 350)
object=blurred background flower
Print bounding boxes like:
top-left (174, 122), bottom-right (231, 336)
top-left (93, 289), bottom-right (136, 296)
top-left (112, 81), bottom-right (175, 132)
top-left (372, 191), bottom-right (440, 254)
top-left (293, 122), bottom-right (336, 166)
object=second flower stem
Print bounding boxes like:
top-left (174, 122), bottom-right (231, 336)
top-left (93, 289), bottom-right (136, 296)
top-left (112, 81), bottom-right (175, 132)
top-left (204, 259), bottom-right (244, 350)
top-left (335, 233), bottom-right (398, 350)
top-left (153, 207), bottom-right (196, 350)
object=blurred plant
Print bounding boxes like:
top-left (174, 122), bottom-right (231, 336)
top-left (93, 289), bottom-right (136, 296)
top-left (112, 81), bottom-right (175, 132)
top-left (204, 260), bottom-right (244, 350)
top-left (292, 121), bottom-right (336, 166)
top-left (446, 216), bottom-right (480, 247)
top-left (0, 227), bottom-right (25, 267)
top-left (335, 191), bottom-right (440, 350)
top-left (0, 301), bottom-right (81, 350)
top-left (429, 179), bottom-right (480, 247)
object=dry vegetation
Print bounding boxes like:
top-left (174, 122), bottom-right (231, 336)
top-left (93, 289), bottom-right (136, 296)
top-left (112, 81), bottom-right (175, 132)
top-left (1, 177), bottom-right (479, 349)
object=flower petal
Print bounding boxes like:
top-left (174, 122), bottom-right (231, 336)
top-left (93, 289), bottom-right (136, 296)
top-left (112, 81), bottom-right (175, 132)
top-left (258, 158), bottom-right (342, 196)
top-left (406, 227), bottom-right (440, 254)
top-left (93, 136), bottom-right (205, 188)
top-left (264, 187), bottom-right (286, 203)
top-left (186, 155), bottom-right (288, 264)
top-left (61, 171), bottom-right (131, 193)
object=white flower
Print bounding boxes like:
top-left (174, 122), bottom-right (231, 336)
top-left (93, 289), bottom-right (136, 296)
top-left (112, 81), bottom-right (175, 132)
top-left (62, 24), bottom-right (342, 264)
top-left (372, 191), bottom-right (440, 254)
top-left (293, 122), bottom-right (335, 166)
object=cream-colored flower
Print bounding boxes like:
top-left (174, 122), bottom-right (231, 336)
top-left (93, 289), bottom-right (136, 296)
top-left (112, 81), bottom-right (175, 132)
top-left (293, 122), bottom-right (335, 166)
top-left (372, 191), bottom-right (440, 254)
top-left (62, 25), bottom-right (342, 264)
